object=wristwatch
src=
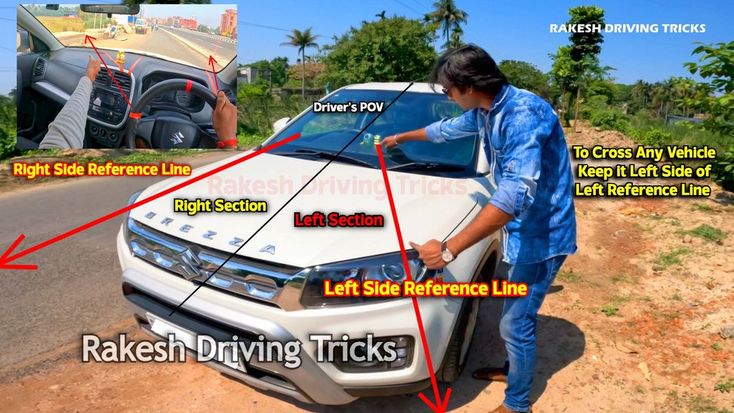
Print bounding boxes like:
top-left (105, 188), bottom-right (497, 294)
top-left (441, 241), bottom-right (455, 263)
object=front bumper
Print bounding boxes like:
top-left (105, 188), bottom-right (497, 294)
top-left (117, 229), bottom-right (463, 405)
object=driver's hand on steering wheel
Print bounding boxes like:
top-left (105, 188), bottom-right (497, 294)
top-left (212, 90), bottom-right (237, 148)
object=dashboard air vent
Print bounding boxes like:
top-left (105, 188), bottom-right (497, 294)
top-left (33, 58), bottom-right (46, 78)
top-left (95, 69), bottom-right (132, 96)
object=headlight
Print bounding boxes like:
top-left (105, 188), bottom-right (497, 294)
top-left (300, 252), bottom-right (436, 308)
top-left (122, 190), bottom-right (143, 242)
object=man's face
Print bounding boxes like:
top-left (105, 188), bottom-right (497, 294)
top-left (442, 85), bottom-right (478, 110)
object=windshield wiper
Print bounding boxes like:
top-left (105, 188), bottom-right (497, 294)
top-left (387, 162), bottom-right (465, 172)
top-left (274, 149), bottom-right (377, 169)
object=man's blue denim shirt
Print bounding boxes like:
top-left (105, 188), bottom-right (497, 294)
top-left (425, 84), bottom-right (577, 265)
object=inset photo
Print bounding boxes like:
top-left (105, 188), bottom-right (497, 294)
top-left (16, 3), bottom-right (237, 150)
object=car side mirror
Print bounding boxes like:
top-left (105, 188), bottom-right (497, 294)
top-left (272, 117), bottom-right (291, 133)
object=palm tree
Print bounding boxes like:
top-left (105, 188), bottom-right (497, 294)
top-left (631, 80), bottom-right (650, 112)
top-left (448, 26), bottom-right (463, 49)
top-left (281, 28), bottom-right (319, 97)
top-left (424, 0), bottom-right (468, 49)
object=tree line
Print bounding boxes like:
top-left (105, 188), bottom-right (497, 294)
top-left (239, 2), bottom-right (732, 188)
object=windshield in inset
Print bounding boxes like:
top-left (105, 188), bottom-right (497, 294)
top-left (24, 4), bottom-right (237, 72)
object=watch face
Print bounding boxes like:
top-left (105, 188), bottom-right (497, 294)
top-left (442, 250), bottom-right (453, 262)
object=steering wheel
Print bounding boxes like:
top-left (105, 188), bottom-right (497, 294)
top-left (125, 79), bottom-right (218, 149)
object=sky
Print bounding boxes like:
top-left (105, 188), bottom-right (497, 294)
top-left (2, 1), bottom-right (733, 93)
top-left (238, 0), bottom-right (733, 84)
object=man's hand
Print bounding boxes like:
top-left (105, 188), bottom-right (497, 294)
top-left (85, 56), bottom-right (101, 82)
top-left (212, 90), bottom-right (237, 145)
top-left (409, 239), bottom-right (447, 270)
top-left (382, 134), bottom-right (400, 149)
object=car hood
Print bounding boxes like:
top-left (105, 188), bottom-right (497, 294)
top-left (129, 152), bottom-right (482, 268)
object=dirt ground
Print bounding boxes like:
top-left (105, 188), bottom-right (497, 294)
top-left (0, 124), bottom-right (732, 412)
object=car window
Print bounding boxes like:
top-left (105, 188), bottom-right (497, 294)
top-left (301, 112), bottom-right (360, 136)
top-left (268, 89), bottom-right (478, 177)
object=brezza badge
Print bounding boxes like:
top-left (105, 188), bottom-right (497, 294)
top-left (259, 245), bottom-right (276, 255)
top-left (142, 211), bottom-right (245, 246)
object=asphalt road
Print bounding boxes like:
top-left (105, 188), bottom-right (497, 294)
top-left (66, 29), bottom-right (229, 70)
top-left (0, 152), bottom-right (231, 368)
top-left (163, 26), bottom-right (237, 64)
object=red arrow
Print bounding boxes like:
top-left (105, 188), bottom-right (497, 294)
top-left (0, 133), bottom-right (301, 270)
top-left (208, 55), bottom-right (219, 92)
top-left (374, 143), bottom-right (452, 413)
top-left (84, 35), bottom-right (132, 108)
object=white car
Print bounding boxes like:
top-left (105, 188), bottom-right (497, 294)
top-left (117, 82), bottom-right (502, 404)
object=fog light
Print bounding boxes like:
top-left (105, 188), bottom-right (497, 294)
top-left (332, 335), bottom-right (413, 373)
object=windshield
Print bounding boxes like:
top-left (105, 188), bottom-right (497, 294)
top-left (269, 89), bottom-right (479, 177)
top-left (24, 4), bottom-right (237, 72)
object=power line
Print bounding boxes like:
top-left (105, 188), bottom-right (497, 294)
top-left (238, 20), bottom-right (290, 32)
top-left (393, 0), bottom-right (424, 16)
top-left (408, 0), bottom-right (431, 12)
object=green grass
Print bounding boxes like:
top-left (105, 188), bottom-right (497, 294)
top-left (601, 304), bottom-right (619, 316)
top-left (237, 133), bottom-right (267, 148)
top-left (628, 111), bottom-right (730, 151)
top-left (687, 224), bottom-right (727, 243)
top-left (688, 394), bottom-right (733, 413)
top-left (113, 149), bottom-right (208, 164)
top-left (715, 378), bottom-right (734, 393)
top-left (4, 148), bottom-right (210, 165)
top-left (655, 247), bottom-right (692, 268)
top-left (692, 203), bottom-right (714, 212)
top-left (601, 295), bottom-right (632, 317)
top-left (556, 269), bottom-right (580, 283)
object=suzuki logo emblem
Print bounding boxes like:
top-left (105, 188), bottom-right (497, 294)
top-left (170, 131), bottom-right (185, 145)
top-left (259, 245), bottom-right (276, 255)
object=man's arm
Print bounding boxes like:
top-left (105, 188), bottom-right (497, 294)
top-left (39, 57), bottom-right (101, 149)
top-left (410, 205), bottom-right (512, 269)
top-left (383, 109), bottom-right (478, 148)
top-left (412, 106), bottom-right (550, 269)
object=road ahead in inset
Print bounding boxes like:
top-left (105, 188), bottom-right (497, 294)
top-left (63, 28), bottom-right (235, 70)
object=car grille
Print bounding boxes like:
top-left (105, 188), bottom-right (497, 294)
top-left (126, 218), bottom-right (306, 310)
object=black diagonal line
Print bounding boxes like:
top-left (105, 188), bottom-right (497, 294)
top-left (169, 82), bottom-right (414, 316)
top-left (441, 200), bottom-right (479, 243)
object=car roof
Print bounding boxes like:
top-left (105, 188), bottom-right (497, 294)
top-left (339, 82), bottom-right (440, 94)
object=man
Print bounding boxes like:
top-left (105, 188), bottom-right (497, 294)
top-left (39, 57), bottom-right (237, 149)
top-left (382, 44), bottom-right (576, 413)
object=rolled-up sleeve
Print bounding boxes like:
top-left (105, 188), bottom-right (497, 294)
top-left (424, 109), bottom-right (478, 143)
top-left (489, 106), bottom-right (551, 218)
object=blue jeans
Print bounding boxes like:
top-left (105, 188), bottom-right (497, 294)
top-left (497, 255), bottom-right (567, 412)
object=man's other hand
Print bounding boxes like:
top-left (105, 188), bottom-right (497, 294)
top-left (213, 90), bottom-right (237, 144)
top-left (409, 240), bottom-right (447, 269)
top-left (85, 56), bottom-right (101, 81)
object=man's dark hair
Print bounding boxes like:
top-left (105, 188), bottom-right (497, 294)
top-left (430, 44), bottom-right (508, 96)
